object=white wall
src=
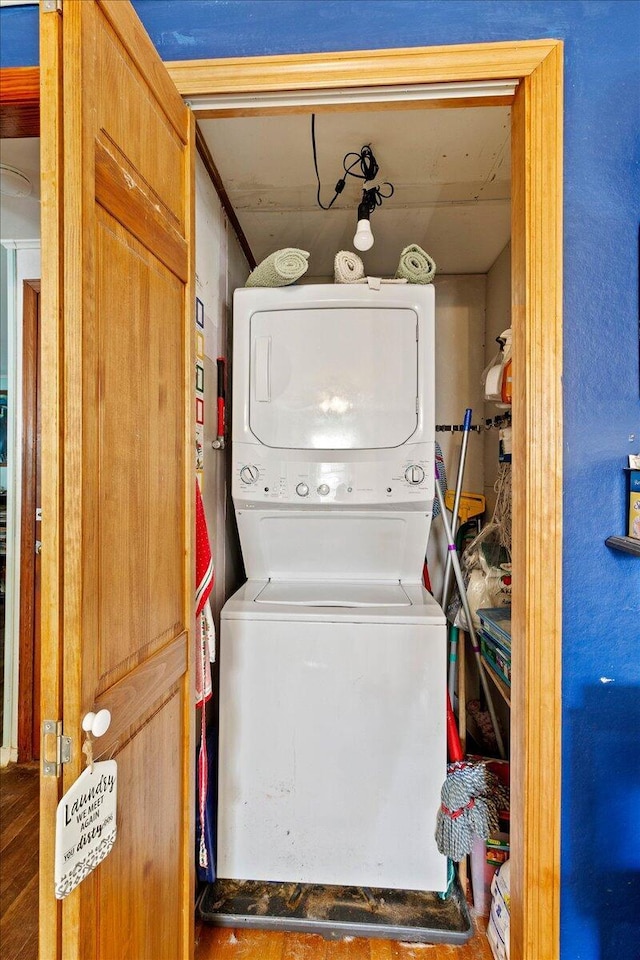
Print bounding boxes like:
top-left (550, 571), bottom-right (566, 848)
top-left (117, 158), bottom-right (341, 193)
top-left (195, 156), bottom-right (248, 636)
top-left (0, 138), bottom-right (41, 241)
top-left (427, 274), bottom-right (487, 599)
top-left (0, 245), bottom-right (8, 490)
top-left (1, 240), bottom-right (40, 764)
top-left (484, 242), bottom-right (511, 514)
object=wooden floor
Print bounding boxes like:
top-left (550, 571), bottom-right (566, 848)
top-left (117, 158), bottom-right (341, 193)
top-left (0, 762), bottom-right (39, 960)
top-left (195, 916), bottom-right (493, 959)
top-left (0, 763), bottom-right (492, 960)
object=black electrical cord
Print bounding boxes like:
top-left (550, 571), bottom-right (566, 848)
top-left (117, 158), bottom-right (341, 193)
top-left (359, 182), bottom-right (395, 216)
top-left (311, 114), bottom-right (392, 211)
top-left (342, 144), bottom-right (379, 182)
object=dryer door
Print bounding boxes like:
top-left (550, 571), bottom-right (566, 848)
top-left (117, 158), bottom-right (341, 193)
top-left (249, 307), bottom-right (419, 449)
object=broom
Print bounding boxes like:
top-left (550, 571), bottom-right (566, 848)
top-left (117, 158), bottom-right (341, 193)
top-left (434, 467), bottom-right (506, 760)
top-left (435, 691), bottom-right (498, 861)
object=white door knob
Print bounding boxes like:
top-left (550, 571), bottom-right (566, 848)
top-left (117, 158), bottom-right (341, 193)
top-left (82, 709), bottom-right (111, 738)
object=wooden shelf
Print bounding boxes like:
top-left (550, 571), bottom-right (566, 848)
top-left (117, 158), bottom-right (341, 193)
top-left (605, 535), bottom-right (640, 556)
top-left (481, 658), bottom-right (511, 707)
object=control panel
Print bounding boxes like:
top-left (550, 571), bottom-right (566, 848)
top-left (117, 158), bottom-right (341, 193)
top-left (233, 455), bottom-right (434, 506)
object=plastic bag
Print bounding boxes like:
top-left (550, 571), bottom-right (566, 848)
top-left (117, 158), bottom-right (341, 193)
top-left (482, 329), bottom-right (512, 408)
top-left (447, 529), bottom-right (511, 630)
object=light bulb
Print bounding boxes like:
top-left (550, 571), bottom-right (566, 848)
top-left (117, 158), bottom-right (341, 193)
top-left (353, 218), bottom-right (374, 251)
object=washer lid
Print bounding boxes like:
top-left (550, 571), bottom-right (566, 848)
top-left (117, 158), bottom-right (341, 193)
top-left (254, 580), bottom-right (412, 608)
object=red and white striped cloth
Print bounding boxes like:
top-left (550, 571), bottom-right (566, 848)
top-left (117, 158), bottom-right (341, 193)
top-left (195, 481), bottom-right (214, 867)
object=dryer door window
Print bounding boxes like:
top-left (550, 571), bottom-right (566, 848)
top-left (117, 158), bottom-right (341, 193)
top-left (249, 307), bottom-right (419, 449)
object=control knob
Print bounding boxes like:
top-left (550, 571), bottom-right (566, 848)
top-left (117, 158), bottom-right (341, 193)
top-left (295, 482), bottom-right (310, 497)
top-left (404, 464), bottom-right (426, 485)
top-left (239, 465), bottom-right (259, 484)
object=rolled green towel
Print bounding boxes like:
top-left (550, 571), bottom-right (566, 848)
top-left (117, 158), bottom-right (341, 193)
top-left (245, 248), bottom-right (310, 287)
top-left (395, 244), bottom-right (436, 284)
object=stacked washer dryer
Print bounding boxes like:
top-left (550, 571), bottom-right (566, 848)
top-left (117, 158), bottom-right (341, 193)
top-left (217, 283), bottom-right (447, 895)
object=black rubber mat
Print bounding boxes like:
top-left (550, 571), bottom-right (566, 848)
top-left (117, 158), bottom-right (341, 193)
top-left (197, 878), bottom-right (472, 944)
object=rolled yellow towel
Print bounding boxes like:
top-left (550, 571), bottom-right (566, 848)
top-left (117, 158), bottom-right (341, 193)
top-left (395, 244), bottom-right (436, 284)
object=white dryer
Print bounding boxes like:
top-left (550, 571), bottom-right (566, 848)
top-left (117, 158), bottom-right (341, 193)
top-left (217, 284), bottom-right (447, 892)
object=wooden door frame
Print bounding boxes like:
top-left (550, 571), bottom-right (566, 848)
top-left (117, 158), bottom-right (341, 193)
top-left (167, 40), bottom-right (563, 960)
top-left (0, 65), bottom-right (40, 137)
top-left (0, 34), bottom-right (563, 960)
top-left (18, 279), bottom-right (41, 762)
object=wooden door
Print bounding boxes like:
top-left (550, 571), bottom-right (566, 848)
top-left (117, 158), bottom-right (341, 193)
top-left (39, 2), bottom-right (195, 958)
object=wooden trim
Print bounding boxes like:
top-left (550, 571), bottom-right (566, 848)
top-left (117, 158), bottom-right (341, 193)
top-left (95, 137), bottom-right (189, 281)
top-left (166, 39), bottom-right (559, 97)
top-left (93, 632), bottom-right (188, 757)
top-left (510, 43), bottom-right (563, 960)
top-left (0, 66), bottom-right (40, 137)
top-left (192, 95), bottom-right (514, 121)
top-left (182, 108), bottom-right (197, 960)
top-left (170, 40), bottom-right (564, 960)
top-left (0, 66), bottom-right (40, 103)
top-left (195, 123), bottom-right (255, 269)
top-left (38, 3), bottom-right (64, 956)
top-left (17, 280), bottom-right (41, 763)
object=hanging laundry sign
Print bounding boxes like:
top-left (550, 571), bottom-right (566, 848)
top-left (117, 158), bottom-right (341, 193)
top-left (54, 760), bottom-right (117, 899)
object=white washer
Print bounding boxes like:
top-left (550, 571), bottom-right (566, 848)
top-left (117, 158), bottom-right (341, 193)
top-left (217, 284), bottom-right (447, 891)
top-left (218, 581), bottom-right (446, 891)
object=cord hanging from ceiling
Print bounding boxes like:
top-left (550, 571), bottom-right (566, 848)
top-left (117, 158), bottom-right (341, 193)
top-left (310, 114), bottom-right (393, 211)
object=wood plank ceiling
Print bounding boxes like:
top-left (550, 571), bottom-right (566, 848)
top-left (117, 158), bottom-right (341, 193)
top-left (198, 105), bottom-right (511, 278)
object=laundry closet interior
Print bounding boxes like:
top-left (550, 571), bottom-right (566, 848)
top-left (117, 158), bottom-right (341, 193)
top-left (190, 88), bottom-right (514, 944)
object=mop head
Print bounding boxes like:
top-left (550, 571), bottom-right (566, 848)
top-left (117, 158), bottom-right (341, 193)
top-left (245, 248), bottom-right (309, 287)
top-left (334, 250), bottom-right (365, 283)
top-left (435, 760), bottom-right (499, 861)
top-left (395, 244), bottom-right (436, 284)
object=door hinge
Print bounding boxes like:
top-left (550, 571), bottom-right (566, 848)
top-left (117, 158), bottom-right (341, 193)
top-left (35, 507), bottom-right (42, 522)
top-left (42, 0), bottom-right (63, 12)
top-left (42, 720), bottom-right (72, 777)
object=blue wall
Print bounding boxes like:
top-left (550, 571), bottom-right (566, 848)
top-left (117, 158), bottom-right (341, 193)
top-left (2, 3), bottom-right (639, 957)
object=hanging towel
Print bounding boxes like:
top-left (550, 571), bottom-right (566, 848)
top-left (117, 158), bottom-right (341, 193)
top-left (334, 250), bottom-right (365, 283)
top-left (195, 481), bottom-right (214, 869)
top-left (395, 243), bottom-right (437, 284)
top-left (195, 480), bottom-right (214, 695)
top-left (244, 248), bottom-right (309, 287)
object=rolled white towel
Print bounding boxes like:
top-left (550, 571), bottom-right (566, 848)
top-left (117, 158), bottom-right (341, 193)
top-left (334, 250), bottom-right (365, 284)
